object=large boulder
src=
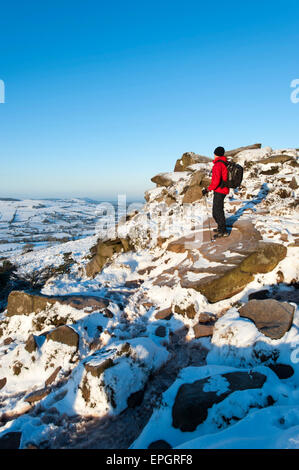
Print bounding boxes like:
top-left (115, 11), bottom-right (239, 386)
top-left (259, 155), bottom-right (294, 164)
top-left (172, 371), bottom-right (266, 431)
top-left (151, 173), bottom-right (174, 187)
top-left (194, 242), bottom-right (287, 303)
top-left (7, 291), bottom-right (109, 317)
top-left (174, 152), bottom-right (211, 172)
top-left (239, 299), bottom-right (295, 340)
top-left (85, 237), bottom-right (132, 278)
top-left (182, 170), bottom-right (211, 203)
top-left (225, 143), bottom-right (262, 158)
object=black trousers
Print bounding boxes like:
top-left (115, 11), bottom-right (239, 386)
top-left (212, 192), bottom-right (226, 232)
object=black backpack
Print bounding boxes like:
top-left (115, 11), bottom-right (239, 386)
top-left (214, 159), bottom-right (244, 189)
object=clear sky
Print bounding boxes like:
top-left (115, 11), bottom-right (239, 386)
top-left (0, 0), bottom-right (299, 200)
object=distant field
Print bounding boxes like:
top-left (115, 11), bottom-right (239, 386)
top-left (0, 198), bottom-right (143, 259)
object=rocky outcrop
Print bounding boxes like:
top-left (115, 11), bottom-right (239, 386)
top-left (174, 152), bottom-right (211, 172)
top-left (196, 242), bottom-right (287, 303)
top-left (25, 387), bottom-right (51, 404)
top-left (172, 371), bottom-right (266, 431)
top-left (85, 237), bottom-right (132, 278)
top-left (239, 299), bottom-right (295, 339)
top-left (151, 173), bottom-right (175, 187)
top-left (225, 143), bottom-right (262, 158)
top-left (268, 363), bottom-right (294, 379)
top-left (25, 334), bottom-right (38, 353)
top-left (7, 291), bottom-right (109, 317)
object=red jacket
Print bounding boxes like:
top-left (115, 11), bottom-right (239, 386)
top-left (208, 156), bottom-right (229, 195)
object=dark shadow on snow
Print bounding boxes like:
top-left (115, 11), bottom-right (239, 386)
top-left (226, 183), bottom-right (269, 229)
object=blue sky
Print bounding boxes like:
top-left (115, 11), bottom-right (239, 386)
top-left (0, 0), bottom-right (298, 200)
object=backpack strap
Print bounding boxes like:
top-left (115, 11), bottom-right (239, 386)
top-left (214, 159), bottom-right (228, 166)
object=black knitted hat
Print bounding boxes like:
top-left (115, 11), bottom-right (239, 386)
top-left (214, 146), bottom-right (225, 157)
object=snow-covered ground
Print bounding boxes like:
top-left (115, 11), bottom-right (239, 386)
top-left (0, 146), bottom-right (298, 449)
top-left (0, 198), bottom-right (131, 259)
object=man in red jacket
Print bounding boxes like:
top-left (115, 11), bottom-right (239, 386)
top-left (202, 146), bottom-right (229, 238)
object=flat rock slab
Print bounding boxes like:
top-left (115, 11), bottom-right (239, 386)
top-left (46, 325), bottom-right (79, 348)
top-left (239, 299), bottom-right (295, 339)
top-left (172, 371), bottom-right (266, 432)
top-left (7, 291), bottom-right (109, 317)
top-left (25, 387), bottom-right (51, 404)
top-left (169, 220), bottom-right (287, 303)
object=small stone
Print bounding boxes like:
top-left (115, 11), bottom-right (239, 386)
top-left (46, 325), bottom-right (79, 349)
top-left (197, 312), bottom-right (216, 324)
top-left (239, 299), bottom-right (294, 340)
top-left (84, 358), bottom-right (114, 377)
top-left (174, 304), bottom-right (196, 319)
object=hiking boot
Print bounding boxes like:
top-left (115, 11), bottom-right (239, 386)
top-left (213, 230), bottom-right (229, 239)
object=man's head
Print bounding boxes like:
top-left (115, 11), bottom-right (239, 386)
top-left (214, 146), bottom-right (225, 157)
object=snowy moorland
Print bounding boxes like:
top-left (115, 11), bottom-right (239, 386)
top-left (0, 144), bottom-right (298, 449)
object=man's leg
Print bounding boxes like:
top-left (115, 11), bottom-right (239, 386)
top-left (212, 192), bottom-right (226, 232)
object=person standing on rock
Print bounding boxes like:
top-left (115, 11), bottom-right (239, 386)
top-left (202, 146), bottom-right (229, 238)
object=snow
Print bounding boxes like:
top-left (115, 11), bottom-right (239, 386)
top-left (0, 145), bottom-right (298, 448)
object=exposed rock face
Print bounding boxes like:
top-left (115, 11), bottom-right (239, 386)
top-left (172, 371), bottom-right (266, 431)
top-left (174, 152), bottom-right (211, 172)
top-left (151, 173), bottom-right (174, 187)
top-left (197, 243), bottom-right (287, 303)
top-left (260, 155), bottom-right (294, 164)
top-left (239, 299), bottom-right (295, 339)
top-left (25, 334), bottom-right (38, 353)
top-left (268, 363), bottom-right (294, 379)
top-left (85, 237), bottom-right (132, 278)
top-left (25, 387), bottom-right (51, 403)
top-left (46, 325), bottom-right (79, 348)
top-left (7, 291), bottom-right (109, 317)
top-left (84, 357), bottom-right (114, 377)
top-left (182, 170), bottom-right (211, 204)
top-left (174, 304), bottom-right (196, 319)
